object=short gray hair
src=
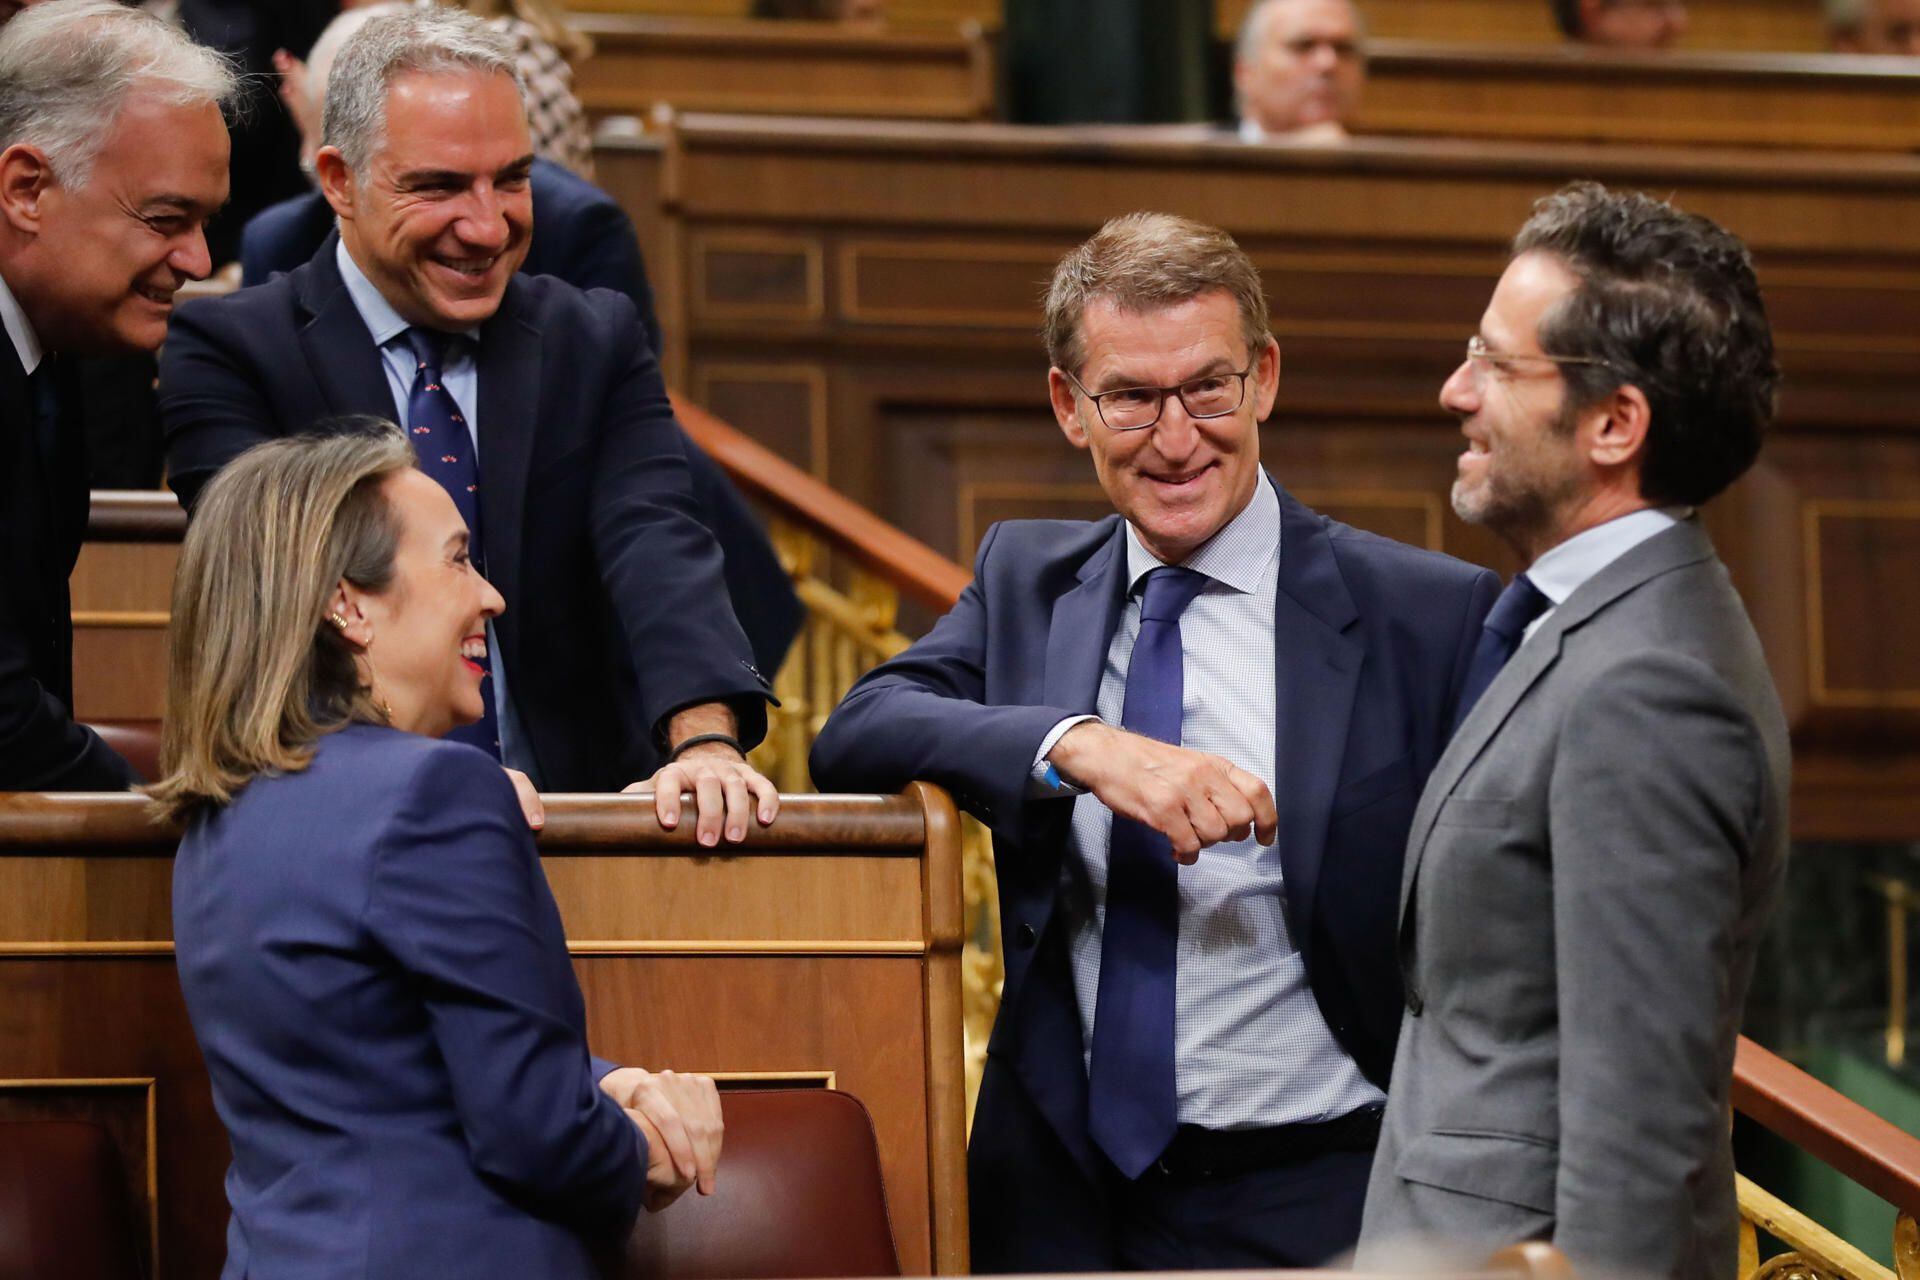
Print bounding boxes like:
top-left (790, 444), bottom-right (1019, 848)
top-left (322, 7), bottom-right (522, 174)
top-left (1234, 0), bottom-right (1367, 65)
top-left (302, 3), bottom-right (408, 121)
top-left (0, 0), bottom-right (239, 189)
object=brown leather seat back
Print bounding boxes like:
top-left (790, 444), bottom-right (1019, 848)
top-left (0, 1120), bottom-right (144, 1280)
top-left (86, 721), bottom-right (162, 785)
top-left (622, 1088), bottom-right (900, 1279)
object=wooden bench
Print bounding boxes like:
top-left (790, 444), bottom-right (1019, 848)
top-left (0, 786), bottom-right (967, 1275)
top-left (569, 13), bottom-right (993, 124)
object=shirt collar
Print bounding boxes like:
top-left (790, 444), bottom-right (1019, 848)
top-left (1124, 473), bottom-right (1280, 597)
top-left (334, 237), bottom-right (480, 351)
top-left (0, 268), bottom-right (45, 376)
top-left (1525, 506), bottom-right (1692, 606)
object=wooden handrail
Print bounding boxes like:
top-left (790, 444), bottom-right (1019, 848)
top-left (571, 11), bottom-right (988, 57)
top-left (672, 394), bottom-right (971, 613)
top-left (87, 489), bottom-right (186, 542)
top-left (81, 408), bottom-right (971, 615)
top-left (0, 790), bottom-right (926, 853)
top-left (1735, 1035), bottom-right (1920, 1215)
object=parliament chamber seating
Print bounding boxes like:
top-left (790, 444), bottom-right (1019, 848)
top-left (623, 1088), bottom-right (901, 1278)
top-left (0, 1121), bottom-right (145, 1280)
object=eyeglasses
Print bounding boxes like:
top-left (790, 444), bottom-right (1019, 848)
top-left (1464, 335), bottom-right (1615, 383)
top-left (1061, 361), bottom-right (1257, 431)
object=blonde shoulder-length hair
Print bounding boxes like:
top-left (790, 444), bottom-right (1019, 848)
top-left (146, 422), bottom-right (415, 823)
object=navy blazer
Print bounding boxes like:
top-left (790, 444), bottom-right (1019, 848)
top-left (810, 482), bottom-right (1499, 1267)
top-left (173, 725), bottom-right (645, 1280)
top-left (160, 237), bottom-right (771, 791)
top-left (0, 346), bottom-right (136, 789)
top-left (234, 169), bottom-right (805, 684)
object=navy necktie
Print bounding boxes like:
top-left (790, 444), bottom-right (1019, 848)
top-left (1449, 573), bottom-right (1552, 736)
top-left (1087, 565), bottom-right (1209, 1179)
top-left (400, 328), bottom-right (500, 759)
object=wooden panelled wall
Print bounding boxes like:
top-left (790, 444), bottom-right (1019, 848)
top-left (0, 789), bottom-right (969, 1277)
top-left (592, 114), bottom-right (1920, 842)
top-left (561, 0), bottom-right (1832, 51)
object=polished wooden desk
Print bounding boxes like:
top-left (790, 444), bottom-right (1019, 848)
top-left (0, 787), bottom-right (968, 1275)
top-left (1362, 41), bottom-right (1920, 152)
top-left (562, 0), bottom-right (1831, 53)
top-left (591, 114), bottom-right (1920, 835)
top-left (570, 13), bottom-right (992, 123)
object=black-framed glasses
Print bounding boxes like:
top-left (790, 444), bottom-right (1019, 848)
top-left (1464, 335), bottom-right (1615, 383)
top-left (1061, 361), bottom-right (1257, 431)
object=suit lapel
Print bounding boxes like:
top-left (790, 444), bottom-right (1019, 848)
top-left (294, 235), bottom-right (401, 421)
top-left (1041, 523), bottom-right (1127, 716)
top-left (1396, 519), bottom-right (1720, 920)
top-left (472, 283), bottom-right (541, 654)
top-left (1270, 484), bottom-right (1363, 968)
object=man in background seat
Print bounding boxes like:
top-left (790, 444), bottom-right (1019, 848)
top-left (1234, 0), bottom-right (1367, 143)
top-left (1550, 0), bottom-right (1690, 47)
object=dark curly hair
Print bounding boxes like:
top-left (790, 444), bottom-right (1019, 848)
top-left (1514, 181), bottom-right (1779, 507)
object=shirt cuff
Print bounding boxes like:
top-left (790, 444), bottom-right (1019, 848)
top-left (1027, 715), bottom-right (1100, 797)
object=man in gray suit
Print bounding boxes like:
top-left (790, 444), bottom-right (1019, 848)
top-left (1356, 182), bottom-right (1790, 1279)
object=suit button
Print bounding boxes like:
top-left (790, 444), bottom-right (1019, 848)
top-left (1015, 923), bottom-right (1037, 949)
top-left (1406, 989), bottom-right (1424, 1016)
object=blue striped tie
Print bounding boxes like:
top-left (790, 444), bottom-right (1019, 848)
top-left (1087, 565), bottom-right (1209, 1179)
top-left (400, 328), bottom-right (500, 759)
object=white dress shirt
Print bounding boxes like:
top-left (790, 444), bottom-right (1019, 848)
top-left (1046, 479), bottom-right (1385, 1130)
top-left (336, 240), bottom-right (539, 778)
top-left (0, 269), bottom-right (45, 376)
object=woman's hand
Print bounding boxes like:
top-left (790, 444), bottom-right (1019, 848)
top-left (604, 1069), bottom-right (723, 1210)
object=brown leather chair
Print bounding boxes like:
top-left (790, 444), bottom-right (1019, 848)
top-left (85, 720), bottom-right (162, 785)
top-left (621, 1088), bottom-right (900, 1279)
top-left (0, 1120), bottom-right (144, 1280)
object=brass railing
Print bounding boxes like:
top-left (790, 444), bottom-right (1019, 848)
top-left (1734, 1039), bottom-right (1920, 1278)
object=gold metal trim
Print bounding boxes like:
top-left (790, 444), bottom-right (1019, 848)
top-left (1802, 500), bottom-right (1920, 709)
top-left (690, 361), bottom-right (832, 480)
top-left (708, 1069), bottom-right (837, 1089)
top-left (0, 939), bottom-right (925, 958)
top-left (568, 939), bottom-right (925, 956)
top-left (692, 232), bottom-right (826, 324)
top-left (0, 1076), bottom-right (160, 1276)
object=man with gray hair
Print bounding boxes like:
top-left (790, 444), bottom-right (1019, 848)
top-left (1234, 0), bottom-right (1367, 143)
top-left (160, 7), bottom-right (781, 847)
top-left (0, 0), bottom-right (235, 789)
top-left (813, 212), bottom-right (1497, 1269)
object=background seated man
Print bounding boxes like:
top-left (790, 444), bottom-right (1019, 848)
top-left (1550, 0), bottom-right (1690, 47)
top-left (1234, 0), bottom-right (1366, 143)
top-left (161, 8), bottom-right (776, 843)
top-left (1830, 0), bottom-right (1920, 52)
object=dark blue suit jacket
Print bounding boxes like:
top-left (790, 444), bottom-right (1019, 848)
top-left (173, 725), bottom-right (645, 1279)
top-left (810, 481), bottom-right (1499, 1269)
top-left (160, 239), bottom-right (771, 791)
top-left (0, 347), bottom-right (136, 789)
top-left (235, 165), bottom-right (805, 683)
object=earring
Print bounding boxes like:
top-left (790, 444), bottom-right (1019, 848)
top-left (327, 612), bottom-right (349, 631)
top-left (360, 644), bottom-right (395, 725)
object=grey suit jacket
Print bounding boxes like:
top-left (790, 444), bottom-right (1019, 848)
top-left (1357, 519), bottom-right (1790, 1280)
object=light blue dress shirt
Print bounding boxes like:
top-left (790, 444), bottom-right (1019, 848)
top-left (1044, 479), bottom-right (1385, 1130)
top-left (336, 240), bottom-right (539, 779)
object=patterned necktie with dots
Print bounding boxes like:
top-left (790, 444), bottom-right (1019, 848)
top-left (399, 327), bottom-right (500, 759)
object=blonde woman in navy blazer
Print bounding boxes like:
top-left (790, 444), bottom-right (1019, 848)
top-left (150, 424), bottom-right (721, 1279)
